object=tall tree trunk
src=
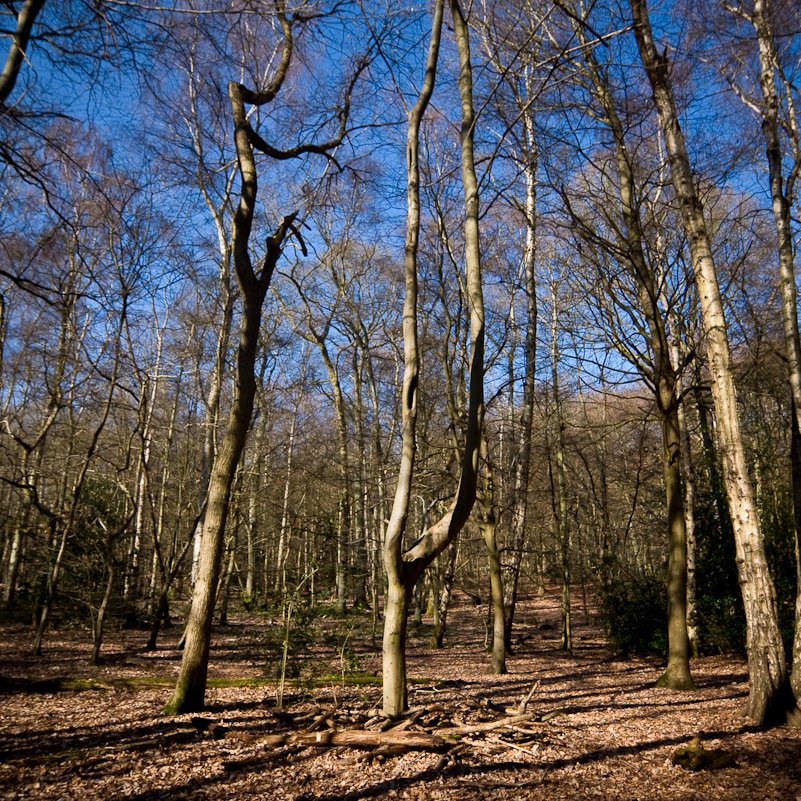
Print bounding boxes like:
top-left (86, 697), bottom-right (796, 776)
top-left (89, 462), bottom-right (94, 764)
top-left (352, 348), bottom-right (368, 608)
top-left (503, 73), bottom-right (538, 646)
top-left (163, 39), bottom-right (303, 709)
top-left (629, 0), bottom-right (796, 724)
top-left (383, 0), bottom-right (486, 715)
top-left (745, 0), bottom-right (801, 707)
top-left (478, 438), bottom-right (506, 673)
top-left (550, 296), bottom-right (572, 653)
top-left (275, 413), bottom-right (296, 594)
top-left (381, 0), bottom-right (443, 717)
top-left (575, 29), bottom-right (693, 687)
top-left (671, 326), bottom-right (699, 658)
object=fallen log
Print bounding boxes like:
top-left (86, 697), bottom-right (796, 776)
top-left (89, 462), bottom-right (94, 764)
top-left (257, 729), bottom-right (447, 750)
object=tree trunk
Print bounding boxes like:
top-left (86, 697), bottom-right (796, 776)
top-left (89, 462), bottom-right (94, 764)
top-left (163, 43), bottom-right (303, 709)
top-left (629, 0), bottom-right (796, 725)
top-left (747, 0), bottom-right (801, 707)
top-left (432, 540), bottom-right (458, 648)
top-left (275, 413), bottom-right (296, 594)
top-left (671, 327), bottom-right (699, 658)
top-left (575, 29), bottom-right (693, 687)
top-left (503, 74), bottom-right (537, 646)
top-left (383, 0), bottom-right (486, 715)
top-left (90, 556), bottom-right (115, 666)
top-left (656, 407), bottom-right (695, 689)
top-left (792, 403), bottom-right (801, 700)
top-left (162, 288), bottom-right (264, 713)
top-left (477, 438), bottom-right (506, 674)
top-left (3, 519), bottom-right (24, 609)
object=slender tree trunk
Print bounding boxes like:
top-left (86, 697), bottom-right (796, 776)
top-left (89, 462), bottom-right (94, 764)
top-left (630, 0), bottom-right (796, 724)
top-left (577, 32), bottom-right (693, 686)
top-left (352, 349), bottom-right (368, 608)
top-left (382, 0), bottom-right (444, 717)
top-left (90, 554), bottom-right (115, 666)
top-left (550, 298), bottom-right (571, 654)
top-left (0, 0), bottom-right (45, 105)
top-left (503, 80), bottom-right (537, 645)
top-left (218, 536), bottom-right (237, 626)
top-left (478, 438), bottom-right (506, 673)
top-left (671, 328), bottom-right (699, 658)
top-left (315, 343), bottom-right (351, 613)
top-left (275, 413), bottom-right (296, 594)
top-left (792, 402), bottom-right (801, 700)
top-left (3, 519), bottom-right (24, 609)
top-left (656, 407), bottom-right (695, 688)
top-left (432, 539), bottom-right (458, 648)
top-left (383, 0), bottom-right (486, 715)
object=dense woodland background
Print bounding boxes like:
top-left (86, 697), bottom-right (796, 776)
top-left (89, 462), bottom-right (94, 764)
top-left (1, 0), bottom-right (800, 724)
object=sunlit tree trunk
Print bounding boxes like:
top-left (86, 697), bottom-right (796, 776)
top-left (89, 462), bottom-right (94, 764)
top-left (164, 2), bottom-right (362, 710)
top-left (573, 25), bottom-right (694, 688)
top-left (503, 71), bottom-right (538, 646)
top-left (630, 0), bottom-right (797, 725)
top-left (382, 0), bottom-right (444, 716)
top-left (383, 0), bottom-right (485, 715)
top-left (745, 0), bottom-right (801, 707)
top-left (164, 32), bottom-right (299, 709)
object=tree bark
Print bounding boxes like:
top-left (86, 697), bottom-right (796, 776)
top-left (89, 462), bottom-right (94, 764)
top-left (383, 0), bottom-right (485, 716)
top-left (163, 58), bottom-right (299, 712)
top-left (503, 71), bottom-right (538, 646)
top-left (629, 0), bottom-right (795, 724)
top-left (478, 438), bottom-right (506, 673)
top-left (746, 0), bottom-right (801, 708)
top-left (0, 0), bottom-right (45, 105)
top-left (573, 28), bottom-right (694, 687)
top-left (382, 0), bottom-right (444, 716)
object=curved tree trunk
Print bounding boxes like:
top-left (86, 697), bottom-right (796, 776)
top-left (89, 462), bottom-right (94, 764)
top-left (383, 0), bottom-right (486, 716)
top-left (382, 0), bottom-right (444, 717)
top-left (163, 56), bottom-right (299, 712)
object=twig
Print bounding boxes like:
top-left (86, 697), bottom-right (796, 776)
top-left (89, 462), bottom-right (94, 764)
top-left (437, 712), bottom-right (538, 737)
top-left (487, 735), bottom-right (541, 758)
top-left (517, 680), bottom-right (541, 715)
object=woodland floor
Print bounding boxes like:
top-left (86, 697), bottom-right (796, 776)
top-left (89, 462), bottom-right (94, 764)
top-left (1, 588), bottom-right (800, 801)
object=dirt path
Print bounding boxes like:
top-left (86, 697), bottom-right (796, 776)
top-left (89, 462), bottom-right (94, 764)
top-left (1, 590), bottom-right (799, 800)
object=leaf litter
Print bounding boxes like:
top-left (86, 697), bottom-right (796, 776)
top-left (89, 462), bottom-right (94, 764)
top-left (1, 589), bottom-right (799, 801)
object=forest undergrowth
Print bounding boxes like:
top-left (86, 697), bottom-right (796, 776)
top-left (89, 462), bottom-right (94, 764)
top-left (1, 588), bottom-right (799, 801)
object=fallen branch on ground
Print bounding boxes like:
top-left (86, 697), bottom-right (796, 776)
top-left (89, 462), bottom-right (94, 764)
top-left (256, 729), bottom-right (447, 750)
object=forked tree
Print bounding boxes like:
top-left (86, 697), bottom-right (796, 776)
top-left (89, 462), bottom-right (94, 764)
top-left (163, 2), bottom-right (370, 715)
top-left (382, 0), bottom-right (486, 716)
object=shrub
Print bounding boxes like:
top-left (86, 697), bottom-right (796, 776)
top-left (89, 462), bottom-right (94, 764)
top-left (599, 572), bottom-right (668, 656)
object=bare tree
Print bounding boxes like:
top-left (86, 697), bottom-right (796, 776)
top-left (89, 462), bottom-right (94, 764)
top-left (629, 0), bottom-right (799, 725)
top-left (719, 0), bottom-right (801, 706)
top-left (383, 0), bottom-right (486, 716)
top-left (164, 1), bottom-right (370, 714)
